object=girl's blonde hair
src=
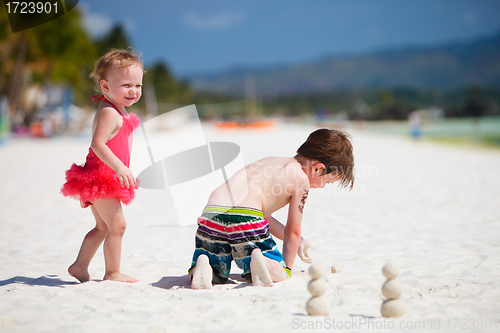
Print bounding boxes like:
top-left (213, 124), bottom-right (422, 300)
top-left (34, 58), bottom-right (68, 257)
top-left (90, 48), bottom-right (145, 93)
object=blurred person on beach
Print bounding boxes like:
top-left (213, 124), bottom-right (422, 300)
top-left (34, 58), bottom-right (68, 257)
top-left (189, 129), bottom-right (354, 288)
top-left (61, 49), bottom-right (144, 283)
top-left (409, 111), bottom-right (421, 140)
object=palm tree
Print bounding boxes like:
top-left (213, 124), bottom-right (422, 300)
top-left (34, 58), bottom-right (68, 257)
top-left (0, 7), bottom-right (96, 127)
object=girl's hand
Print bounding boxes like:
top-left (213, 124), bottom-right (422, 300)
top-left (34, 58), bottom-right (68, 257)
top-left (297, 237), bottom-right (313, 263)
top-left (116, 166), bottom-right (137, 188)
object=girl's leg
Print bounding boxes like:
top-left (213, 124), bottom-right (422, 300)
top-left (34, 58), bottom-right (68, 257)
top-left (92, 197), bottom-right (137, 283)
top-left (68, 205), bottom-right (108, 282)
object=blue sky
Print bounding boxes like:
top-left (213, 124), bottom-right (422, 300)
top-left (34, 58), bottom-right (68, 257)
top-left (78, 0), bottom-right (500, 77)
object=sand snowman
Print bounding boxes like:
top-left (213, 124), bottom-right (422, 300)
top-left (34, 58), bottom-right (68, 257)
top-left (306, 264), bottom-right (331, 316)
top-left (381, 263), bottom-right (406, 317)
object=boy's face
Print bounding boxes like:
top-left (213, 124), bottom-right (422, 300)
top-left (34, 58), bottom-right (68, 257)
top-left (101, 63), bottom-right (143, 108)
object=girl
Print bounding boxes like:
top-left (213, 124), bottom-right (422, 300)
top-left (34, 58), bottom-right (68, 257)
top-left (61, 49), bottom-right (143, 283)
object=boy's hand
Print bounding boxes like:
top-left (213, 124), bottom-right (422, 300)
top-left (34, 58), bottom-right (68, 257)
top-left (297, 237), bottom-right (312, 263)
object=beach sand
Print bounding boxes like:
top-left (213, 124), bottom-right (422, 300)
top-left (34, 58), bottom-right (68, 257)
top-left (1, 122), bottom-right (499, 332)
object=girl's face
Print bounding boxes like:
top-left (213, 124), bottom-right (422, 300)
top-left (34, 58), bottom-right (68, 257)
top-left (101, 63), bottom-right (143, 109)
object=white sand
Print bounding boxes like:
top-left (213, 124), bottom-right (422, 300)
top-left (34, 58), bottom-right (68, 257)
top-left (1, 122), bottom-right (500, 332)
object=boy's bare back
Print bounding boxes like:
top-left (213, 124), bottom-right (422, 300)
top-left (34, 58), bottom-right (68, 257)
top-left (207, 156), bottom-right (309, 217)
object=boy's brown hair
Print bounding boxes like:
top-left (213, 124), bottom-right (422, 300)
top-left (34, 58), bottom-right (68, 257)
top-left (296, 128), bottom-right (354, 190)
top-left (90, 48), bottom-right (145, 93)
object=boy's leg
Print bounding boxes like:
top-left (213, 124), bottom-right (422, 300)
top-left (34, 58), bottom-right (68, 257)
top-left (189, 247), bottom-right (232, 288)
top-left (250, 249), bottom-right (288, 287)
top-left (232, 229), bottom-right (289, 286)
top-left (68, 205), bottom-right (108, 282)
top-left (191, 222), bottom-right (233, 287)
top-left (190, 254), bottom-right (213, 289)
top-left (92, 197), bottom-right (138, 283)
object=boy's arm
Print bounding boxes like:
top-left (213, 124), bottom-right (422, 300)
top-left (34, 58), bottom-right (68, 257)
top-left (268, 215), bottom-right (313, 263)
top-left (267, 215), bottom-right (284, 241)
top-left (282, 180), bottom-right (310, 269)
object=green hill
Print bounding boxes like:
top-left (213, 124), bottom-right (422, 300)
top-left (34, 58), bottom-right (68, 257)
top-left (189, 32), bottom-right (500, 97)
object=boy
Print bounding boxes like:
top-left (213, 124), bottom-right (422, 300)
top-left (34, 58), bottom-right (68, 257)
top-left (189, 128), bottom-right (354, 288)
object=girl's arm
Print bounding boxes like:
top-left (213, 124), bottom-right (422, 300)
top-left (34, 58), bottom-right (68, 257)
top-left (90, 107), bottom-right (136, 188)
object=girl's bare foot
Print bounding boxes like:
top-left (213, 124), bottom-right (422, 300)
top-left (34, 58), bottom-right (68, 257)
top-left (103, 272), bottom-right (138, 283)
top-left (68, 263), bottom-right (91, 282)
top-left (191, 255), bottom-right (213, 290)
top-left (250, 249), bottom-right (273, 287)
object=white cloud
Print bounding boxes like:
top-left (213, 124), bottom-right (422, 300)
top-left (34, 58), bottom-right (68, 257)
top-left (183, 12), bottom-right (245, 31)
top-left (464, 12), bottom-right (478, 26)
top-left (80, 5), bottom-right (135, 40)
top-left (80, 4), bottom-right (112, 38)
top-left (122, 17), bottom-right (135, 36)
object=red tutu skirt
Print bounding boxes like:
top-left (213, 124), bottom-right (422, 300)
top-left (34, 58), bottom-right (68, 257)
top-left (61, 163), bottom-right (138, 206)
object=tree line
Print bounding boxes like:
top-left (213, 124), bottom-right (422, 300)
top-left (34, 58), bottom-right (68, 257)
top-left (0, 7), bottom-right (190, 129)
top-left (1, 6), bottom-right (497, 128)
top-left (254, 86), bottom-right (500, 120)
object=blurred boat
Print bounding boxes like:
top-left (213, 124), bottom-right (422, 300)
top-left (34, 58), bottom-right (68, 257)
top-left (215, 119), bottom-right (275, 129)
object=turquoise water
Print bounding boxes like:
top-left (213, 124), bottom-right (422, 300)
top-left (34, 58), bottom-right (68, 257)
top-left (0, 113), bottom-right (8, 144)
top-left (361, 117), bottom-right (500, 147)
top-left (362, 117), bottom-right (500, 136)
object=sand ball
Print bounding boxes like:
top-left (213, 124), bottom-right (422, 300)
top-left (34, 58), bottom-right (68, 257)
top-left (381, 299), bottom-right (406, 318)
top-left (306, 295), bottom-right (331, 316)
top-left (307, 277), bottom-right (327, 297)
top-left (382, 279), bottom-right (403, 300)
top-left (382, 263), bottom-right (399, 280)
top-left (331, 264), bottom-right (342, 274)
top-left (308, 263), bottom-right (324, 279)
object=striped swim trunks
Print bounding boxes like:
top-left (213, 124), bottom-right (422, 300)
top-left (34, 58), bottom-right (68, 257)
top-left (190, 205), bottom-right (285, 282)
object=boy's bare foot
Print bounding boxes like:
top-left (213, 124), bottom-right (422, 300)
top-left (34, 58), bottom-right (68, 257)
top-left (250, 249), bottom-right (273, 287)
top-left (103, 272), bottom-right (138, 283)
top-left (191, 255), bottom-right (213, 289)
top-left (68, 263), bottom-right (91, 283)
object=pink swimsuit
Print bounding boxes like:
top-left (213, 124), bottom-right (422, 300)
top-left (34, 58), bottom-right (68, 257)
top-left (61, 96), bottom-right (140, 206)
